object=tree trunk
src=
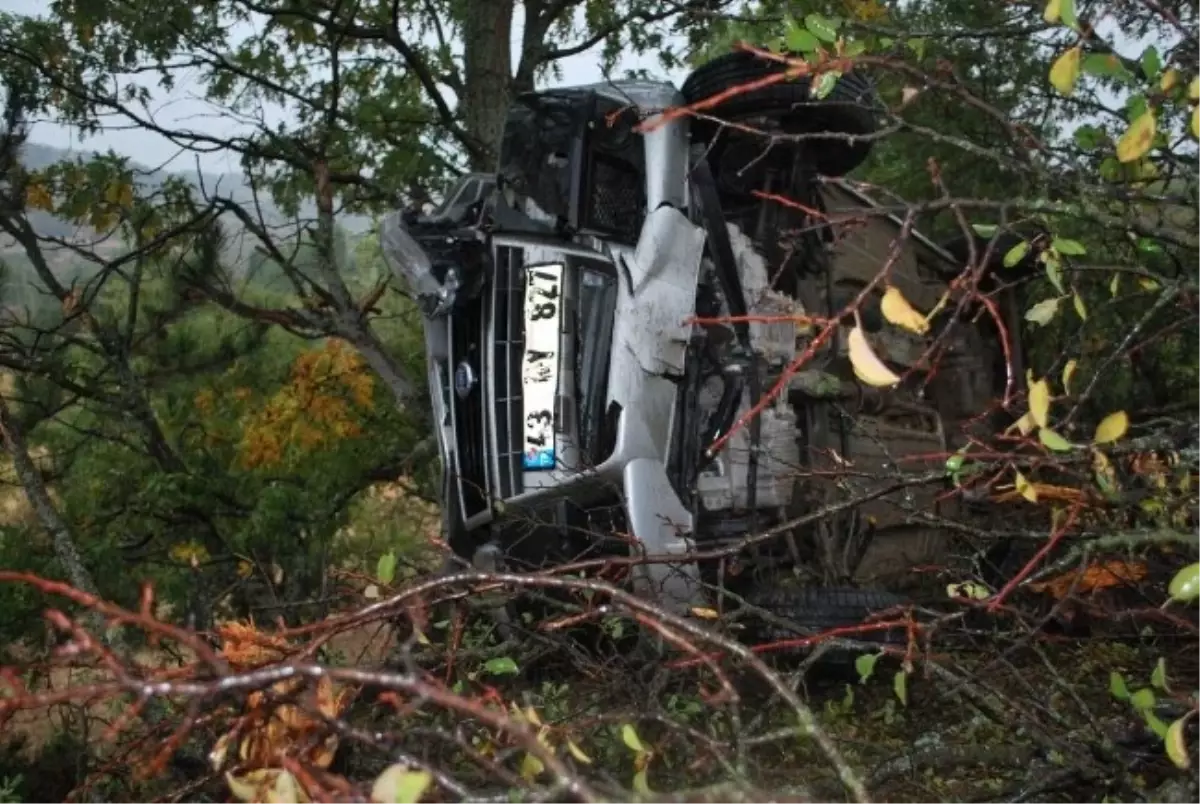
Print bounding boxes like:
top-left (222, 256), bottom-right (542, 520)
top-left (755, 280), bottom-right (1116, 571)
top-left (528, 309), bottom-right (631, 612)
top-left (460, 0), bottom-right (516, 170)
top-left (0, 391), bottom-right (99, 599)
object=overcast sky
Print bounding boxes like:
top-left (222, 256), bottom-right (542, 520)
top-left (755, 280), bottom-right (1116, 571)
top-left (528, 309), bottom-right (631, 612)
top-left (3, 0), bottom-right (1175, 178)
top-left (1, 0), bottom-right (685, 175)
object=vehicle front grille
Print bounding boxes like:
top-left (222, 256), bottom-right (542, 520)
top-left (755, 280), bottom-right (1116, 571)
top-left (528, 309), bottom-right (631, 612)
top-left (448, 246), bottom-right (528, 522)
top-left (492, 246), bottom-right (526, 500)
top-left (450, 293), bottom-right (488, 519)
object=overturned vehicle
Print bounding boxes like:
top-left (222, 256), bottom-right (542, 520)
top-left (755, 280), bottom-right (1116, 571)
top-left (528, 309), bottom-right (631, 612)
top-left (380, 52), bottom-right (1027, 636)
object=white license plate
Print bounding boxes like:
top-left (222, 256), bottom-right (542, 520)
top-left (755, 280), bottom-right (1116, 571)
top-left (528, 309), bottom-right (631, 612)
top-left (522, 263), bottom-right (564, 470)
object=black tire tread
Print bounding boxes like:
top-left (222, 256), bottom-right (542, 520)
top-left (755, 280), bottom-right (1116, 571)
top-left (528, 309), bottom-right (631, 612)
top-left (746, 585), bottom-right (909, 643)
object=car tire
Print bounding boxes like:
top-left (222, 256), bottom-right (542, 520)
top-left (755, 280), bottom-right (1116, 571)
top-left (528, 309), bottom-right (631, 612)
top-left (680, 50), bottom-right (882, 177)
top-left (745, 584), bottom-right (910, 645)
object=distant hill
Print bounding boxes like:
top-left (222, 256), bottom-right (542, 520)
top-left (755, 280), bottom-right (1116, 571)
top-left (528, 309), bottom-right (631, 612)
top-left (3, 141), bottom-right (376, 275)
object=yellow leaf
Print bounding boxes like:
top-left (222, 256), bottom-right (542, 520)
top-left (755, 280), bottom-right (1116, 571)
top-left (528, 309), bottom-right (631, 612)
top-left (227, 771), bottom-right (269, 803)
top-left (1159, 68), bottom-right (1179, 92)
top-left (236, 560), bottom-right (254, 578)
top-left (880, 285), bottom-right (930, 335)
top-left (847, 326), bottom-right (901, 387)
top-left (267, 770), bottom-right (303, 804)
top-left (1116, 111), bottom-right (1156, 163)
top-left (1042, 0), bottom-right (1061, 22)
top-left (565, 738), bottom-right (593, 764)
top-left (227, 769), bottom-right (308, 804)
top-left (519, 752), bottom-right (544, 782)
top-left (1165, 717), bottom-right (1190, 769)
top-left (24, 182), bottom-right (54, 212)
top-left (1190, 76), bottom-right (1199, 101)
top-left (621, 724), bottom-right (647, 754)
top-left (1038, 428), bottom-right (1073, 452)
top-left (689, 606), bottom-right (720, 620)
top-left (1093, 410), bottom-right (1129, 444)
top-left (1062, 360), bottom-right (1078, 395)
top-left (1049, 46), bottom-right (1082, 96)
top-left (1014, 469), bottom-right (1038, 503)
top-left (946, 581), bottom-right (991, 600)
top-left (209, 732), bottom-right (234, 771)
top-left (1012, 411), bottom-right (1036, 436)
top-left (1073, 292), bottom-right (1087, 321)
top-left (1028, 378), bottom-right (1051, 429)
top-left (372, 765), bottom-right (433, 804)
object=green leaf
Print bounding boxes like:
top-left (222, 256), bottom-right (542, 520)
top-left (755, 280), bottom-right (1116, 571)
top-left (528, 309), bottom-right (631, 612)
top-left (1082, 53), bottom-right (1134, 82)
top-left (1135, 237), bottom-right (1163, 254)
top-left (785, 20), bottom-right (819, 53)
top-left (1130, 687), bottom-right (1156, 711)
top-left (844, 40), bottom-right (867, 57)
top-left (906, 37), bottom-right (926, 60)
top-left (1167, 562), bottom-right (1200, 603)
top-left (1073, 292), bottom-right (1087, 321)
top-left (1025, 297), bottom-right (1062, 327)
top-left (855, 652), bottom-right (880, 684)
top-left (1151, 658), bottom-right (1169, 692)
top-left (632, 767), bottom-right (653, 797)
top-left (1143, 709), bottom-right (1170, 740)
top-left (804, 13), bottom-right (839, 43)
top-left (971, 223), bottom-right (998, 238)
top-left (1126, 94), bottom-right (1150, 121)
top-left (813, 70), bottom-right (841, 99)
top-left (1038, 428), bottom-right (1073, 452)
top-left (376, 551), bottom-right (397, 585)
top-left (1052, 238), bottom-right (1087, 256)
top-left (1059, 0), bottom-right (1078, 28)
top-left (483, 656), bottom-right (520, 676)
top-left (393, 771), bottom-right (433, 804)
top-left (1110, 671), bottom-right (1130, 701)
top-left (1003, 240), bottom-right (1030, 268)
top-left (892, 669), bottom-right (908, 706)
top-left (1074, 125), bottom-right (1104, 150)
top-left (1043, 253), bottom-right (1065, 294)
top-left (1140, 46), bottom-right (1161, 80)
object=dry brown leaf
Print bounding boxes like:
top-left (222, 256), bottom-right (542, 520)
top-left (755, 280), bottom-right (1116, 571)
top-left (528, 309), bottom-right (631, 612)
top-left (1028, 560), bottom-right (1148, 600)
top-left (990, 483), bottom-right (1087, 505)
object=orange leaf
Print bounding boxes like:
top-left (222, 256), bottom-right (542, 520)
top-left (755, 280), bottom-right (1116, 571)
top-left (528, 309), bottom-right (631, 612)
top-left (1028, 560), bottom-right (1147, 600)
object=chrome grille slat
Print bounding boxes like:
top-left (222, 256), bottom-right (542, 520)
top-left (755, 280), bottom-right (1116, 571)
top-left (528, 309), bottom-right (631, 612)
top-left (451, 291), bottom-right (489, 518)
top-left (493, 246), bottom-right (525, 499)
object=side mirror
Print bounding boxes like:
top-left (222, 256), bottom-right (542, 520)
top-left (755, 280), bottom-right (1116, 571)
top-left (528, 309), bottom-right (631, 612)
top-left (379, 212), bottom-right (458, 317)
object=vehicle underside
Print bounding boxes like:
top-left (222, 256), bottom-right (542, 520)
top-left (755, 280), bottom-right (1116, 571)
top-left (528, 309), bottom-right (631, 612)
top-left (380, 51), bottom-right (1027, 642)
